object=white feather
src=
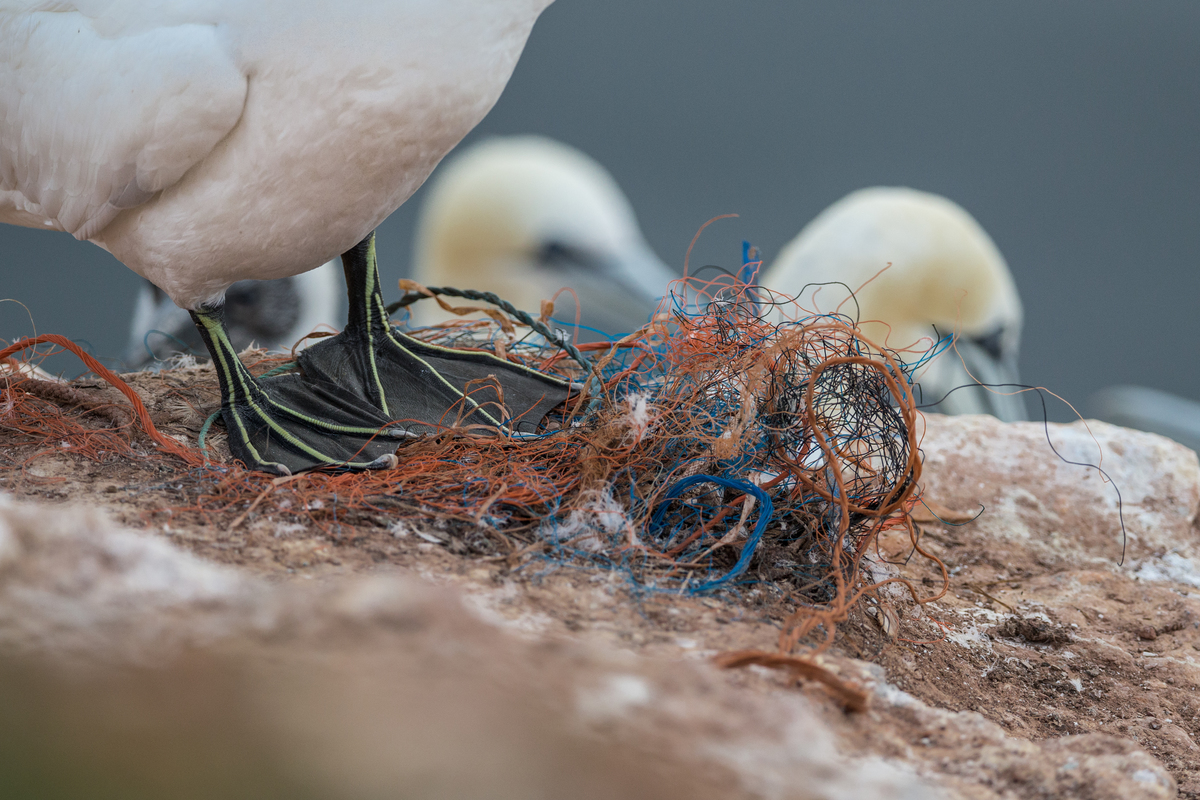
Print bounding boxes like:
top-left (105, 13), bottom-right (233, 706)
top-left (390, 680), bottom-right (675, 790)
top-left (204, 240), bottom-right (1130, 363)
top-left (0, 9), bottom-right (247, 239)
top-left (0, 0), bottom-right (555, 308)
top-left (764, 187), bottom-right (1021, 349)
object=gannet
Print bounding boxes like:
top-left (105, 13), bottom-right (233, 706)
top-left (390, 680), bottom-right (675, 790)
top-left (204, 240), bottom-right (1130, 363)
top-left (761, 187), bottom-right (1027, 421)
top-left (1, 0), bottom-right (570, 474)
top-left (125, 261), bottom-right (341, 369)
top-left (410, 136), bottom-right (676, 336)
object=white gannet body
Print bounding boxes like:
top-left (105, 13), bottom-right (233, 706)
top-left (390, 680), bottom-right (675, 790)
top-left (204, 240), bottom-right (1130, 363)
top-left (1, 0), bottom-right (554, 308)
top-left (0, 0), bottom-right (573, 474)
top-left (410, 135), bottom-right (675, 336)
top-left (762, 187), bottom-right (1026, 421)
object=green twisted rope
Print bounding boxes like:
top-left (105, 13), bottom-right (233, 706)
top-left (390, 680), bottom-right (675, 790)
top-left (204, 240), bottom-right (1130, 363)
top-left (386, 286), bottom-right (602, 404)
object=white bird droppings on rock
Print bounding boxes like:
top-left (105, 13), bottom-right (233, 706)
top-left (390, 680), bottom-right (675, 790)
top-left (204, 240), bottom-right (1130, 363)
top-left (946, 623), bottom-right (993, 654)
top-left (1133, 552), bottom-right (1200, 589)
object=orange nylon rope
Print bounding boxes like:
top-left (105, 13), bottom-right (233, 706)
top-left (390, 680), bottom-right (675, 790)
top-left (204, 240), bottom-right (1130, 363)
top-left (0, 335), bottom-right (200, 464)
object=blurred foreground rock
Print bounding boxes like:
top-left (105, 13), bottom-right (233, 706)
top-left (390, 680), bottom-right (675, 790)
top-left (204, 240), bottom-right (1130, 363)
top-left (0, 496), bottom-right (927, 800)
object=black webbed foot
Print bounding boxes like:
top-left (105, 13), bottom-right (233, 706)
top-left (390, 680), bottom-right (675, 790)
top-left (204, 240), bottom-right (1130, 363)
top-left (191, 308), bottom-right (411, 475)
top-left (296, 235), bottom-right (571, 436)
top-left (190, 233), bottom-right (571, 474)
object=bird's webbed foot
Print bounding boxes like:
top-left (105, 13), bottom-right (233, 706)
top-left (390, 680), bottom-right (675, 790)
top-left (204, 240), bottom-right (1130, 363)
top-left (189, 233), bottom-right (572, 475)
top-left (191, 307), bottom-right (409, 475)
top-left (294, 234), bottom-right (573, 438)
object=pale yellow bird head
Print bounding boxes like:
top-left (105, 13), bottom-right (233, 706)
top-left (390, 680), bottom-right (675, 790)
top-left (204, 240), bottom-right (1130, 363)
top-left (762, 187), bottom-right (1025, 421)
top-left (410, 136), bottom-right (675, 336)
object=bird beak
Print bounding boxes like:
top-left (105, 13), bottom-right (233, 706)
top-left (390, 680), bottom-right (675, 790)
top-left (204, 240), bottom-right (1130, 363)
top-left (543, 243), bottom-right (678, 338)
top-left (921, 334), bottom-right (1027, 422)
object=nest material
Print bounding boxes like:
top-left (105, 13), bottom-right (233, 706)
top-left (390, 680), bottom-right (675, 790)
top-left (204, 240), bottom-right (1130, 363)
top-left (0, 277), bottom-right (949, 655)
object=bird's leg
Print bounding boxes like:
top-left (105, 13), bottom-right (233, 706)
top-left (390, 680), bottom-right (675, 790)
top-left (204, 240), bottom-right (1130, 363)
top-left (189, 305), bottom-right (407, 474)
top-left (296, 232), bottom-right (573, 437)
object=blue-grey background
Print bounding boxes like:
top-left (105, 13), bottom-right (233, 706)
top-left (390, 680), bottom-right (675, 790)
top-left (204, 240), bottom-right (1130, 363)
top-left (2, 1), bottom-right (1197, 421)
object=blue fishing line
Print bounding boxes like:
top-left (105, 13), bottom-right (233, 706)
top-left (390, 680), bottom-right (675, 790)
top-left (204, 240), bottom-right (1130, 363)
top-left (545, 318), bottom-right (624, 341)
top-left (142, 329), bottom-right (195, 360)
top-left (906, 334), bottom-right (954, 373)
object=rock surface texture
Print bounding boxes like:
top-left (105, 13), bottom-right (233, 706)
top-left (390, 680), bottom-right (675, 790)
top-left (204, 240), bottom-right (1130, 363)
top-left (1, 408), bottom-right (1199, 799)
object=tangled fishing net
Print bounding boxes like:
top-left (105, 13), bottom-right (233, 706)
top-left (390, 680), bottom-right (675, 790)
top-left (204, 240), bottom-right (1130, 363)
top-left (0, 258), bottom-right (949, 667)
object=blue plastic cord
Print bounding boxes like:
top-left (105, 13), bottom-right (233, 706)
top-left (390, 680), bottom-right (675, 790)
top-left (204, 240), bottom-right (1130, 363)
top-left (739, 240), bottom-right (763, 285)
top-left (197, 410), bottom-right (220, 463)
top-left (649, 474), bottom-right (773, 594)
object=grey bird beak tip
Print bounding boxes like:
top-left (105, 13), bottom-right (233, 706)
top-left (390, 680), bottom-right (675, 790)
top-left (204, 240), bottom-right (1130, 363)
top-left (920, 337), bottom-right (1027, 423)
